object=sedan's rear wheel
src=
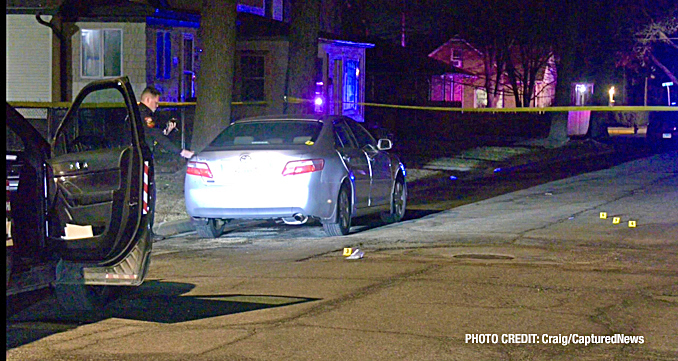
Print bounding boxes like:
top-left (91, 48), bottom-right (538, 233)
top-left (195, 218), bottom-right (227, 238)
top-left (380, 177), bottom-right (407, 223)
top-left (323, 185), bottom-right (351, 236)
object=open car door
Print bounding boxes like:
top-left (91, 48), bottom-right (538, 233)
top-left (49, 77), bottom-right (154, 310)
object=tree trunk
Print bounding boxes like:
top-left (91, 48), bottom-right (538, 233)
top-left (192, 0), bottom-right (237, 152)
top-left (545, 2), bottom-right (577, 147)
top-left (285, 0), bottom-right (321, 114)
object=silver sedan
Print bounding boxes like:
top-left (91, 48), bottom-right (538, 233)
top-left (185, 114), bottom-right (407, 237)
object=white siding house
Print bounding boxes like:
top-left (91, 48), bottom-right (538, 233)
top-left (6, 14), bottom-right (53, 102)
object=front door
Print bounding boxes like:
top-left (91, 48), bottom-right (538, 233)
top-left (333, 119), bottom-right (370, 209)
top-left (344, 118), bottom-right (391, 206)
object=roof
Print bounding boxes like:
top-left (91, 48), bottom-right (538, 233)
top-left (365, 38), bottom-right (458, 75)
top-left (428, 37), bottom-right (483, 58)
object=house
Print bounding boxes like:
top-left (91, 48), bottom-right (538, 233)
top-left (428, 37), bottom-right (557, 108)
top-left (7, 0), bottom-right (371, 122)
top-left (364, 38), bottom-right (458, 106)
top-left (6, 1), bottom-right (155, 103)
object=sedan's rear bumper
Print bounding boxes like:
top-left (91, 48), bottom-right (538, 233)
top-left (184, 174), bottom-right (339, 221)
top-left (186, 206), bottom-right (308, 219)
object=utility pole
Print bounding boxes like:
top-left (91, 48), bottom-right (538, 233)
top-left (400, 0), bottom-right (406, 47)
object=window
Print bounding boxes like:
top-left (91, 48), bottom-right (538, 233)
top-left (207, 121), bottom-right (322, 149)
top-left (156, 31), bottom-right (172, 79)
top-left (81, 29), bottom-right (122, 78)
top-left (240, 54), bottom-right (265, 101)
top-left (54, 88), bottom-right (132, 156)
top-left (474, 88), bottom-right (488, 108)
top-left (343, 60), bottom-right (359, 111)
top-left (344, 117), bottom-right (375, 148)
top-left (333, 121), bottom-right (357, 149)
top-left (430, 74), bottom-right (463, 103)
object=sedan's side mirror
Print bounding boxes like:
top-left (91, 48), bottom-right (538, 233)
top-left (377, 138), bottom-right (392, 151)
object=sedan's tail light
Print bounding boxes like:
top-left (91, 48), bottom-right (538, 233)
top-left (187, 161), bottom-right (213, 178)
top-left (282, 159), bottom-right (324, 176)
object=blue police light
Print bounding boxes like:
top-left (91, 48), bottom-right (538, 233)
top-left (450, 176), bottom-right (457, 180)
top-left (494, 168), bottom-right (502, 173)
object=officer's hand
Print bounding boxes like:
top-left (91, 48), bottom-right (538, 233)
top-left (180, 149), bottom-right (194, 159)
top-left (164, 120), bottom-right (177, 135)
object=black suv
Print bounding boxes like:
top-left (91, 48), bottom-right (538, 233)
top-left (6, 77), bottom-right (155, 311)
top-left (646, 110), bottom-right (678, 151)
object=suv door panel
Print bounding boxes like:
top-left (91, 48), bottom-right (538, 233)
top-left (49, 78), bottom-right (151, 268)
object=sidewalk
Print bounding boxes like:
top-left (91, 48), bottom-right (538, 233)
top-left (151, 138), bottom-right (624, 239)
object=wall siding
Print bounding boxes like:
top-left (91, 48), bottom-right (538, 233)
top-left (6, 14), bottom-right (53, 102)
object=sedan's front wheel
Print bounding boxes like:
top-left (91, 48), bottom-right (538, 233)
top-left (323, 185), bottom-right (351, 236)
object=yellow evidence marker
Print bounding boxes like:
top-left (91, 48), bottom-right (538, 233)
top-left (628, 221), bottom-right (637, 228)
top-left (343, 248), bottom-right (353, 256)
top-left (612, 217), bottom-right (621, 224)
top-left (600, 212), bottom-right (608, 219)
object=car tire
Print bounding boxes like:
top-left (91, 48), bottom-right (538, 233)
top-left (380, 176), bottom-right (407, 224)
top-left (323, 185), bottom-right (351, 236)
top-left (195, 218), bottom-right (227, 239)
top-left (55, 284), bottom-right (111, 311)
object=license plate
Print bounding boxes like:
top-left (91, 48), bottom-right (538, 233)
top-left (663, 133), bottom-right (672, 139)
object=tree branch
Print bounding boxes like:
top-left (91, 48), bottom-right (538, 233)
top-left (648, 51), bottom-right (678, 84)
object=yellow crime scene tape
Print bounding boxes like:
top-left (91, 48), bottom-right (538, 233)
top-left (9, 98), bottom-right (675, 112)
top-left (285, 96), bottom-right (677, 112)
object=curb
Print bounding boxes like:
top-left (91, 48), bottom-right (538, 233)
top-left (154, 218), bottom-right (195, 238)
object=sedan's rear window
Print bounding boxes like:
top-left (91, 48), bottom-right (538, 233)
top-left (207, 121), bottom-right (323, 148)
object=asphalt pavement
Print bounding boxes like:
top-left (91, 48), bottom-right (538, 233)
top-left (6, 148), bottom-right (677, 360)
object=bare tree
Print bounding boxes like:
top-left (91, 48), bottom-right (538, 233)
top-left (634, 11), bottom-right (678, 84)
top-left (449, 0), bottom-right (513, 108)
top-left (502, 4), bottom-right (555, 108)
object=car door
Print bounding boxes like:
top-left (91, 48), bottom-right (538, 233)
top-left (6, 104), bottom-right (53, 293)
top-left (345, 118), bottom-right (392, 206)
top-left (333, 118), bottom-right (371, 209)
top-left (49, 77), bottom-right (153, 286)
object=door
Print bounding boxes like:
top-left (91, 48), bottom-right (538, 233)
top-left (333, 119), bottom-right (370, 209)
top-left (49, 77), bottom-right (152, 284)
top-left (182, 34), bottom-right (196, 101)
top-left (6, 104), bottom-right (53, 294)
top-left (332, 59), bottom-right (343, 116)
top-left (344, 118), bottom-right (392, 206)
